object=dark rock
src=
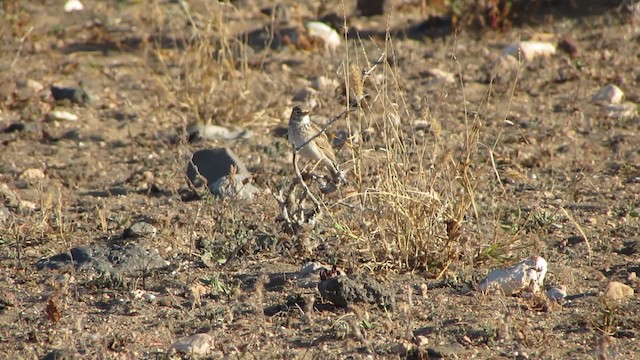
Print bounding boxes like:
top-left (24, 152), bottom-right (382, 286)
top-left (318, 274), bottom-right (396, 310)
top-left (244, 26), bottom-right (301, 52)
top-left (617, 238), bottom-right (640, 256)
top-left (558, 35), bottom-right (579, 58)
top-left (50, 85), bottom-right (91, 105)
top-left (186, 148), bottom-right (249, 188)
top-left (41, 349), bottom-right (77, 360)
top-left (4, 122), bottom-right (39, 133)
top-left (405, 16), bottom-right (453, 41)
top-left (355, 0), bottom-right (386, 17)
top-left (36, 244), bottom-right (168, 276)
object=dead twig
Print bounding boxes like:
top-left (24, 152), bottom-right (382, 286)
top-left (10, 26), bottom-right (34, 69)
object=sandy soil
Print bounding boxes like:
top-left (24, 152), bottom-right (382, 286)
top-left (1, 0), bottom-right (639, 359)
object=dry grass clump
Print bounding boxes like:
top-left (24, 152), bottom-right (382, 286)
top-left (327, 40), bottom-right (486, 275)
top-left (147, 1), bottom-right (253, 126)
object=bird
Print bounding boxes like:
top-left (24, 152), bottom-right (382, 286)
top-left (288, 105), bottom-right (344, 183)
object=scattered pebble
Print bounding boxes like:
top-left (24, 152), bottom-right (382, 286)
top-left (19, 200), bottom-right (37, 211)
top-left (209, 173), bottom-right (260, 200)
top-left (16, 79), bottom-right (44, 99)
top-left (391, 340), bottom-right (414, 355)
top-left (592, 84), bottom-right (624, 105)
top-left (64, 0), bottom-right (83, 12)
top-left (305, 21), bottom-right (340, 50)
top-left (47, 110), bottom-right (78, 122)
top-left (502, 41), bottom-right (556, 61)
top-left (170, 333), bottom-right (212, 356)
top-left (297, 262), bottom-right (338, 288)
top-left (414, 335), bottom-right (429, 347)
top-left (604, 281), bottom-right (634, 301)
top-left (123, 221), bottom-right (157, 239)
top-left (546, 286), bottom-right (567, 303)
top-left (604, 103), bottom-right (637, 119)
top-left (298, 261), bottom-right (326, 278)
top-left (478, 256), bottom-right (548, 295)
top-left (427, 343), bottom-right (466, 358)
top-left (413, 120), bottom-right (431, 131)
top-left (558, 35), bottom-right (579, 58)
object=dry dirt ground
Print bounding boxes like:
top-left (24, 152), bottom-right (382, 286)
top-left (1, 0), bottom-right (640, 359)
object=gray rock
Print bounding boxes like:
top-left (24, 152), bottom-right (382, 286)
top-left (41, 349), bottom-right (77, 360)
top-left (427, 343), bottom-right (466, 358)
top-left (318, 274), bottom-right (395, 310)
top-left (36, 244), bottom-right (168, 277)
top-left (123, 221), bottom-right (157, 239)
top-left (209, 173), bottom-right (259, 200)
top-left (170, 333), bottom-right (212, 355)
top-left (186, 148), bottom-right (249, 188)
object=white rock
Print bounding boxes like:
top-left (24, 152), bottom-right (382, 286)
top-left (413, 120), bottom-right (431, 130)
top-left (545, 286), bottom-right (567, 303)
top-left (604, 102), bottom-right (637, 119)
top-left (170, 333), bottom-right (212, 355)
top-left (20, 168), bottom-right (46, 181)
top-left (299, 262), bottom-right (325, 278)
top-left (209, 173), bottom-right (260, 200)
top-left (478, 256), bottom-right (548, 295)
top-left (64, 0), bottom-right (84, 12)
top-left (305, 21), bottom-right (340, 50)
top-left (502, 41), bottom-right (556, 61)
top-left (131, 290), bottom-right (145, 300)
top-left (424, 68), bottom-right (456, 84)
top-left (19, 200), bottom-right (37, 211)
top-left (47, 110), bottom-right (78, 122)
top-left (24, 79), bottom-right (44, 93)
top-left (592, 84), bottom-right (624, 105)
top-left (187, 124), bottom-right (251, 141)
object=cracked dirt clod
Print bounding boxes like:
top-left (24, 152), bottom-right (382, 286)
top-left (318, 274), bottom-right (396, 310)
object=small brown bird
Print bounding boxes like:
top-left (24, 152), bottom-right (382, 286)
top-left (288, 105), bottom-right (343, 183)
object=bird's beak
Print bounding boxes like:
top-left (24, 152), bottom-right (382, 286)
top-left (301, 110), bottom-right (310, 115)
